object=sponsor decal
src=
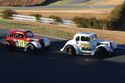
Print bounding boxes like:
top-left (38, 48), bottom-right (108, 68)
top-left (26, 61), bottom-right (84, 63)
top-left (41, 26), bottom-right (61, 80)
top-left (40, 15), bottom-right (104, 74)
top-left (80, 43), bottom-right (90, 49)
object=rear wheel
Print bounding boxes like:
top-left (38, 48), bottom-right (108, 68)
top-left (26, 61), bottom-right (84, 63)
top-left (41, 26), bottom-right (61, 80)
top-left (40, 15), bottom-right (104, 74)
top-left (25, 44), bottom-right (36, 54)
top-left (95, 47), bottom-right (109, 58)
top-left (64, 45), bottom-right (76, 56)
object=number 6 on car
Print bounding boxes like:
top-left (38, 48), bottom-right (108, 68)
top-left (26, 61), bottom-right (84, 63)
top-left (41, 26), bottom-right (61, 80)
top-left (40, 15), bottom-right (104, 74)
top-left (2, 30), bottom-right (51, 53)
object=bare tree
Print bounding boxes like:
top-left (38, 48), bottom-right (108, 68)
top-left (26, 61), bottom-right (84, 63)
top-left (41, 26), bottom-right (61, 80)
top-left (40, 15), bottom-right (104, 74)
top-left (9, 0), bottom-right (13, 6)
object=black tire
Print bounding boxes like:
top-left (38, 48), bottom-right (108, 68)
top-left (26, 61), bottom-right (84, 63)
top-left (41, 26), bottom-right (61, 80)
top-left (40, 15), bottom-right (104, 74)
top-left (25, 44), bottom-right (36, 54)
top-left (64, 45), bottom-right (76, 56)
top-left (95, 47), bottom-right (109, 58)
top-left (5, 41), bottom-right (12, 51)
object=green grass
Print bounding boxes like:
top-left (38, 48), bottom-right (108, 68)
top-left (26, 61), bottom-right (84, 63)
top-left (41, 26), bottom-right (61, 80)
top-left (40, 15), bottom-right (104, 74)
top-left (86, 0), bottom-right (110, 4)
top-left (0, 19), bottom-right (125, 44)
top-left (0, 7), bottom-right (89, 11)
top-left (0, 19), bottom-right (73, 39)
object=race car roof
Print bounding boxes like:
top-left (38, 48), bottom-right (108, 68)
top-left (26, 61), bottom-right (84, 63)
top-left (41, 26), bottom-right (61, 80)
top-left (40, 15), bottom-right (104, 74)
top-left (75, 32), bottom-right (95, 37)
top-left (8, 30), bottom-right (31, 34)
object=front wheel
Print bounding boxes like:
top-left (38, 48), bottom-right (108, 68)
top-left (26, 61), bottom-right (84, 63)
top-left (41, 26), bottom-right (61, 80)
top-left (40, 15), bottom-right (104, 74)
top-left (95, 47), bottom-right (109, 58)
top-left (64, 45), bottom-right (76, 56)
top-left (25, 44), bottom-right (36, 54)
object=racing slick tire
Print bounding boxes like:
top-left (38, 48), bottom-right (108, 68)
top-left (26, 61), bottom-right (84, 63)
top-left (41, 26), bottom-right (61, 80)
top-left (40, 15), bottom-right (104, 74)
top-left (95, 47), bottom-right (109, 58)
top-left (64, 45), bottom-right (76, 56)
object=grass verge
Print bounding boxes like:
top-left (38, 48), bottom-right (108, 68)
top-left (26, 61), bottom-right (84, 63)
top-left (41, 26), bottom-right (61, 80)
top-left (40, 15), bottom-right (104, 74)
top-left (0, 19), bottom-right (73, 39)
top-left (0, 19), bottom-right (125, 44)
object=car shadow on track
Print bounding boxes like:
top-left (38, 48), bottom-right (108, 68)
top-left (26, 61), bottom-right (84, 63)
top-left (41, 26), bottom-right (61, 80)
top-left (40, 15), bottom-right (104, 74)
top-left (0, 39), bottom-right (99, 64)
top-left (49, 40), bottom-right (125, 61)
top-left (0, 39), bottom-right (125, 64)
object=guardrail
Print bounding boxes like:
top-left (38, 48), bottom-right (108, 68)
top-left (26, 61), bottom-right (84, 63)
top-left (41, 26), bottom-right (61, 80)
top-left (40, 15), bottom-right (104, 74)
top-left (12, 15), bottom-right (36, 21)
top-left (12, 14), bottom-right (75, 26)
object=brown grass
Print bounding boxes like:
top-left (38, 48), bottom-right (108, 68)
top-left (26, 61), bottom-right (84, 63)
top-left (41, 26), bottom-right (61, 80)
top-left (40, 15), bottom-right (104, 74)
top-left (5, 19), bottom-right (125, 45)
top-left (16, 9), bottom-right (111, 19)
top-left (0, 0), bottom-right (45, 6)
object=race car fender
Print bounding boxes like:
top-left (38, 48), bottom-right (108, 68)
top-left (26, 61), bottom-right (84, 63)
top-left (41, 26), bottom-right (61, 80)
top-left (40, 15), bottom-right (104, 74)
top-left (110, 41), bottom-right (117, 50)
top-left (43, 38), bottom-right (50, 47)
top-left (61, 43), bottom-right (80, 55)
top-left (96, 45), bottom-right (111, 52)
top-left (69, 44), bottom-right (80, 55)
top-left (24, 41), bottom-right (41, 52)
top-left (29, 41), bottom-right (41, 49)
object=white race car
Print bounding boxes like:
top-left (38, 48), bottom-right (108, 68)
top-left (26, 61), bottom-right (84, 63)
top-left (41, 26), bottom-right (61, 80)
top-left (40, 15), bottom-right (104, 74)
top-left (61, 32), bottom-right (117, 57)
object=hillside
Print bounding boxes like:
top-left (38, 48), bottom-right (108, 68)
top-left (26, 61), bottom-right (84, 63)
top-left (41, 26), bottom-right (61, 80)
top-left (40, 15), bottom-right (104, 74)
top-left (0, 0), bottom-right (123, 6)
top-left (0, 0), bottom-right (46, 6)
top-left (0, 0), bottom-right (62, 6)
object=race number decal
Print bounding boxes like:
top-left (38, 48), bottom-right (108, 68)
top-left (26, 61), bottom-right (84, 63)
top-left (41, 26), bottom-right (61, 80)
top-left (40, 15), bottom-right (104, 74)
top-left (17, 40), bottom-right (26, 47)
top-left (80, 43), bottom-right (90, 49)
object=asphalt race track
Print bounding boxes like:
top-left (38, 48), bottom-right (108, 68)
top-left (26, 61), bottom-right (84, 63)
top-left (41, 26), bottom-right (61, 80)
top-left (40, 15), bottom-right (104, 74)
top-left (18, 5), bottom-right (116, 9)
top-left (0, 29), bottom-right (125, 83)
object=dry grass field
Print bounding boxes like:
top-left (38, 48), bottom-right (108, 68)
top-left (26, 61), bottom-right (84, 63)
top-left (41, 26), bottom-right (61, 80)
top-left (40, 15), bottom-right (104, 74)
top-left (0, 0), bottom-right (45, 6)
top-left (0, 19), bottom-right (125, 44)
top-left (16, 9), bottom-right (111, 19)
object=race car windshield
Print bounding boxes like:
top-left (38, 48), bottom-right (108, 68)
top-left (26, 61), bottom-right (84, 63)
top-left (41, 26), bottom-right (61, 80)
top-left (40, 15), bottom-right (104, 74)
top-left (81, 36), bottom-right (90, 41)
top-left (26, 31), bottom-right (34, 38)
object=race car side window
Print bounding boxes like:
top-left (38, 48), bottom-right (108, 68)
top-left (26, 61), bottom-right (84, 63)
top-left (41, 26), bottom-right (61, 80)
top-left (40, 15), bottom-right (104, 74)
top-left (81, 36), bottom-right (90, 41)
top-left (16, 34), bottom-right (24, 39)
top-left (8, 33), bottom-right (14, 38)
top-left (76, 36), bottom-right (80, 41)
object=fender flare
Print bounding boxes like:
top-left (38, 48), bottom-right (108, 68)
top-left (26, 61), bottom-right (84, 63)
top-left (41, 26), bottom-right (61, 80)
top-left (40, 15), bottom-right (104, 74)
top-left (110, 42), bottom-right (117, 50)
top-left (3, 40), bottom-right (14, 47)
top-left (24, 41), bottom-right (41, 51)
top-left (63, 44), bottom-right (80, 55)
top-left (43, 38), bottom-right (51, 47)
top-left (29, 41), bottom-right (41, 49)
top-left (96, 45), bottom-right (111, 53)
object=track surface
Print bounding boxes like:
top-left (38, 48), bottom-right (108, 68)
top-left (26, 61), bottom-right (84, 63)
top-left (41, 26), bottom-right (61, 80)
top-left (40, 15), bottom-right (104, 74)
top-left (13, 5), bottom-right (116, 9)
top-left (70, 0), bottom-right (90, 3)
top-left (0, 29), bottom-right (125, 83)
